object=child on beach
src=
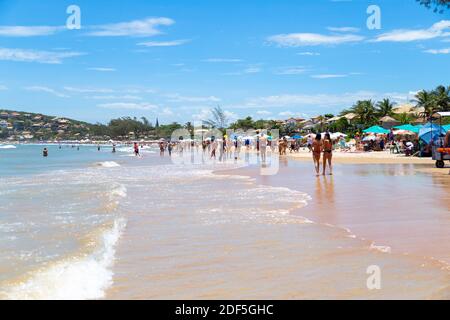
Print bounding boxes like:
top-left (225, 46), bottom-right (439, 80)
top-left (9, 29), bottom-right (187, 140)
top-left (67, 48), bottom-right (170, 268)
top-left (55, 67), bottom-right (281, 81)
top-left (312, 134), bottom-right (322, 177)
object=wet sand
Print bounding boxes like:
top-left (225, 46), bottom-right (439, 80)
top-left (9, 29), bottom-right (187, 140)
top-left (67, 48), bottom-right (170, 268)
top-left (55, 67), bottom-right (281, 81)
top-left (221, 158), bottom-right (450, 265)
top-left (105, 154), bottom-right (449, 300)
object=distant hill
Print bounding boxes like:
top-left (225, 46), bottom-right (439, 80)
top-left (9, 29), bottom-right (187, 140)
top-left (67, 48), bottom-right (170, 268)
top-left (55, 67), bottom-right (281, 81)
top-left (0, 109), bottom-right (95, 141)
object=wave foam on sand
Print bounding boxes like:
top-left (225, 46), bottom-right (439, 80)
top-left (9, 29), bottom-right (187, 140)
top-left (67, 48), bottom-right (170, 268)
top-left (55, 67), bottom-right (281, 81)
top-left (2, 218), bottom-right (127, 300)
top-left (97, 161), bottom-right (121, 168)
top-left (0, 145), bottom-right (16, 149)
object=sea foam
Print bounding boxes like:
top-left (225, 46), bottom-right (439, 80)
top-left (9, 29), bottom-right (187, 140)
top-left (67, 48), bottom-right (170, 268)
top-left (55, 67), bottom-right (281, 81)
top-left (2, 218), bottom-right (127, 300)
top-left (97, 161), bottom-right (121, 168)
top-left (0, 145), bottom-right (16, 149)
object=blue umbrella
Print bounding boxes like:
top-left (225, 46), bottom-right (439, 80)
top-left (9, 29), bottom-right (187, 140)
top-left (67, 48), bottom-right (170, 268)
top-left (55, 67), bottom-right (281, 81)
top-left (292, 134), bottom-right (303, 139)
top-left (419, 123), bottom-right (447, 144)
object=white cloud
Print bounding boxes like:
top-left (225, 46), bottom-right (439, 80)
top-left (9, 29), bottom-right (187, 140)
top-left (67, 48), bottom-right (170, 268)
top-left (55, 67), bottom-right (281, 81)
top-left (161, 108), bottom-right (174, 116)
top-left (64, 86), bottom-right (115, 94)
top-left (204, 58), bottom-right (243, 63)
top-left (89, 95), bottom-right (142, 100)
top-left (166, 94), bottom-right (221, 103)
top-left (327, 27), bottom-right (360, 33)
top-left (243, 66), bottom-right (262, 74)
top-left (256, 110), bottom-right (272, 116)
top-left (268, 33), bottom-right (364, 47)
top-left (275, 66), bottom-right (308, 75)
top-left (243, 91), bottom-right (410, 109)
top-left (86, 17), bottom-right (174, 37)
top-left (297, 52), bottom-right (320, 56)
top-left (87, 67), bottom-right (117, 72)
top-left (98, 102), bottom-right (158, 110)
top-left (0, 85), bottom-right (7, 90)
top-left (25, 86), bottom-right (69, 98)
top-left (0, 48), bottom-right (84, 64)
top-left (278, 111), bottom-right (306, 118)
top-left (0, 26), bottom-right (63, 37)
top-left (137, 39), bottom-right (190, 47)
top-left (423, 48), bottom-right (450, 54)
top-left (373, 20), bottom-right (450, 42)
top-left (311, 74), bottom-right (348, 79)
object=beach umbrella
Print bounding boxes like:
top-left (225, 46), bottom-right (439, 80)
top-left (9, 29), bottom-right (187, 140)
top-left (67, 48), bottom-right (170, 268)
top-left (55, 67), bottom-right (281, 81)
top-left (363, 126), bottom-right (390, 134)
top-left (292, 134), bottom-right (303, 139)
top-left (419, 123), bottom-right (447, 144)
top-left (443, 124), bottom-right (450, 132)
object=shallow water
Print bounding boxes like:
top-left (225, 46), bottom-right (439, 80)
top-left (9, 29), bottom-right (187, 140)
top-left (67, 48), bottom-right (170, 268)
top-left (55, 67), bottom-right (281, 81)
top-left (0, 145), bottom-right (449, 299)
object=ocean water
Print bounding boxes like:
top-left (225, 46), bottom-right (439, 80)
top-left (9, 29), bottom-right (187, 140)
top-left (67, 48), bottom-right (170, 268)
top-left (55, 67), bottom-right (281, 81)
top-left (0, 144), bottom-right (449, 300)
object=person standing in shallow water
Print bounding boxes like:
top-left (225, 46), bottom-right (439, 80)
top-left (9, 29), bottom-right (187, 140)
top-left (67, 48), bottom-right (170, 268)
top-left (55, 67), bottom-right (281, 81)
top-left (312, 133), bottom-right (322, 177)
top-left (322, 133), bottom-right (333, 176)
top-left (43, 148), bottom-right (48, 157)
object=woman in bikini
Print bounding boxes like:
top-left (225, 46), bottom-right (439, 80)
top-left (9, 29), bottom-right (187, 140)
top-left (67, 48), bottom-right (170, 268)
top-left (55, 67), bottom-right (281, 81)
top-left (322, 133), bottom-right (333, 176)
top-left (312, 133), bottom-right (322, 176)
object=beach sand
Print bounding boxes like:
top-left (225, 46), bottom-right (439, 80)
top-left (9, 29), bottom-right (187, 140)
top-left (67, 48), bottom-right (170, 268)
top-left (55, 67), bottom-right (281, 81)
top-left (104, 151), bottom-right (449, 300)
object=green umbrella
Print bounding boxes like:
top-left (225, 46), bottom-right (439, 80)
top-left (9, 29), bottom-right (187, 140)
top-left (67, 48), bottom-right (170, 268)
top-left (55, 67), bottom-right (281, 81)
top-left (363, 126), bottom-right (390, 134)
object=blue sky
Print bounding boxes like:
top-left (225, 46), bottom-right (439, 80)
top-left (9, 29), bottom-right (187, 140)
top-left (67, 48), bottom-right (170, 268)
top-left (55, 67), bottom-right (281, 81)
top-left (0, 0), bottom-right (449, 124)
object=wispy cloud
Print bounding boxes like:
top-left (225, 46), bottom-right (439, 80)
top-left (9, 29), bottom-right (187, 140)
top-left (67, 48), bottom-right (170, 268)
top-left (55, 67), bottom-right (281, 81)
top-left (137, 39), bottom-right (190, 47)
top-left (256, 110), bottom-right (272, 116)
top-left (327, 27), bottom-right (360, 33)
top-left (297, 52), bottom-right (321, 56)
top-left (166, 94), bottom-right (221, 103)
top-left (98, 102), bottom-right (158, 110)
top-left (87, 67), bottom-right (117, 72)
top-left (0, 25), bottom-right (63, 37)
top-left (89, 95), bottom-right (142, 100)
top-left (0, 85), bottom-right (7, 91)
top-left (423, 48), bottom-right (450, 54)
top-left (64, 86), bottom-right (114, 94)
top-left (275, 66), bottom-right (308, 75)
top-left (243, 91), bottom-right (410, 109)
top-left (86, 17), bottom-right (174, 37)
top-left (311, 74), bottom-right (348, 79)
top-left (268, 33), bottom-right (364, 47)
top-left (373, 20), bottom-right (450, 42)
top-left (204, 58), bottom-right (243, 63)
top-left (25, 86), bottom-right (69, 98)
top-left (0, 48), bottom-right (84, 64)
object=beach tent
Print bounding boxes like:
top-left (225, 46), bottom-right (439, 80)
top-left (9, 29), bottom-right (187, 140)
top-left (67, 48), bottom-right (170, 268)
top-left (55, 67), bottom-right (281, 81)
top-left (363, 126), bottom-right (389, 134)
top-left (418, 123), bottom-right (447, 144)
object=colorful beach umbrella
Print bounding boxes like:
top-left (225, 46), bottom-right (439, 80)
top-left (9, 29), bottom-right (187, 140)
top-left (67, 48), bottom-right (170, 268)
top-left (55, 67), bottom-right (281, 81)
top-left (419, 123), bottom-right (447, 144)
top-left (363, 126), bottom-right (389, 134)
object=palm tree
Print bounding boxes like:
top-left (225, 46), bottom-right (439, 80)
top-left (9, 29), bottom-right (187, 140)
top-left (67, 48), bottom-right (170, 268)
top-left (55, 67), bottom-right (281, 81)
top-left (433, 85), bottom-right (450, 112)
top-left (414, 90), bottom-right (438, 121)
top-left (376, 98), bottom-right (396, 117)
top-left (351, 100), bottom-right (378, 126)
top-left (203, 106), bottom-right (229, 129)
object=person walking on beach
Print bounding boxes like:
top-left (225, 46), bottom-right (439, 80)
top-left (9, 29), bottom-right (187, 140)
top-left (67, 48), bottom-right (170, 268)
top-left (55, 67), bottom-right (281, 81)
top-left (210, 136), bottom-right (218, 159)
top-left (260, 133), bottom-right (268, 163)
top-left (312, 133), bottom-right (323, 176)
top-left (322, 133), bottom-right (333, 176)
top-left (134, 142), bottom-right (140, 156)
